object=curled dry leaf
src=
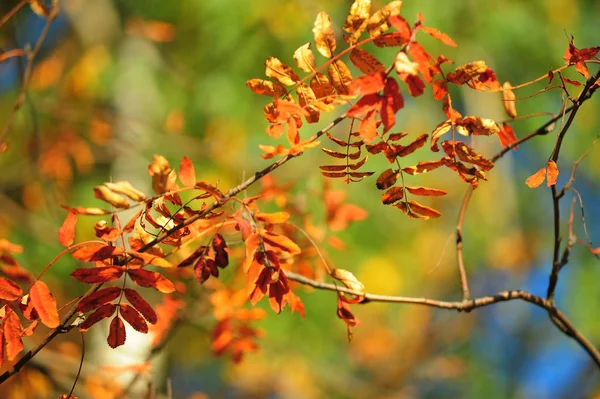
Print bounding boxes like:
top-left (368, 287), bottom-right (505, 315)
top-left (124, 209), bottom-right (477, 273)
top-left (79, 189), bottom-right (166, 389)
top-left (502, 81), bottom-right (517, 118)
top-left (331, 268), bottom-right (365, 294)
top-left (148, 155), bottom-right (177, 194)
top-left (381, 186), bottom-right (404, 204)
top-left (93, 186), bottom-right (130, 209)
top-left (246, 79), bottom-right (286, 97)
top-left (313, 12), bottom-right (336, 58)
top-left (547, 160), bottom-right (559, 186)
top-left (376, 168), bottom-right (399, 190)
top-left (367, 0), bottom-right (403, 38)
top-left (395, 52), bottom-right (420, 76)
top-left (103, 181), bottom-right (146, 202)
top-left (447, 61), bottom-right (488, 85)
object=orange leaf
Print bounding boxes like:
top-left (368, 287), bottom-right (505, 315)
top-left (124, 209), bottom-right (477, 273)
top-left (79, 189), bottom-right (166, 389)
top-left (405, 186), bottom-right (447, 196)
top-left (432, 79), bottom-right (448, 100)
top-left (402, 160), bottom-right (444, 175)
top-left (77, 287), bottom-right (122, 313)
top-left (128, 269), bottom-right (175, 293)
top-left (347, 94), bottom-right (380, 118)
top-left (547, 160), bottom-right (559, 186)
top-left (0, 276), bottom-right (22, 301)
top-left (262, 232), bottom-right (301, 255)
top-left (179, 156), bottom-right (196, 187)
top-left (123, 288), bottom-right (157, 324)
top-left (58, 212), bottom-right (77, 247)
top-left (4, 308), bottom-right (23, 361)
top-left (498, 123), bottom-right (518, 150)
top-left (71, 266), bottom-right (124, 284)
top-left (526, 166), bottom-right (547, 188)
top-left (406, 200), bottom-right (442, 219)
top-left (70, 244), bottom-right (123, 262)
top-left (30, 281), bottom-right (60, 328)
top-left (349, 48), bottom-right (386, 75)
top-left (421, 26), bottom-right (457, 47)
top-left (367, 0), bottom-right (402, 38)
top-left (358, 109), bottom-right (378, 142)
top-left (381, 186), bottom-right (404, 205)
top-left (120, 304), bottom-right (148, 334)
top-left (265, 57), bottom-right (299, 86)
top-left (254, 212), bottom-right (290, 224)
top-left (79, 303), bottom-right (117, 331)
top-left (502, 82), bottom-right (517, 118)
top-left (348, 71), bottom-right (386, 95)
top-left (396, 133), bottom-right (428, 157)
top-left (107, 316), bottom-right (126, 348)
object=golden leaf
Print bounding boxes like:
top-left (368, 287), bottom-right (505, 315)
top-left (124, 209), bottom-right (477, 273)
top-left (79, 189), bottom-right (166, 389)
top-left (327, 60), bottom-right (353, 95)
top-left (103, 181), bottom-right (146, 202)
top-left (265, 57), bottom-right (299, 86)
top-left (331, 268), bottom-right (365, 294)
top-left (502, 81), bottom-right (517, 118)
top-left (343, 0), bottom-right (371, 45)
top-left (313, 12), bottom-right (336, 59)
top-left (310, 73), bottom-right (335, 99)
top-left (93, 186), bottom-right (130, 209)
top-left (447, 61), bottom-right (488, 85)
top-left (246, 79), bottom-right (286, 97)
top-left (349, 48), bottom-right (386, 74)
top-left (293, 43), bottom-right (316, 73)
top-left (367, 0), bottom-right (403, 38)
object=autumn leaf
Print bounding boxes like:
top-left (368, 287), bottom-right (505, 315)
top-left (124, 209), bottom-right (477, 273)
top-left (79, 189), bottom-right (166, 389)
top-left (421, 25), bottom-right (456, 47)
top-left (381, 186), bottom-right (404, 205)
top-left (327, 60), bottom-right (353, 95)
top-left (58, 212), bottom-right (77, 247)
top-left (498, 123), bottom-right (519, 149)
top-left (70, 243), bottom-right (123, 262)
top-left (4, 308), bottom-right (24, 360)
top-left (293, 43), bottom-right (316, 72)
top-left (30, 281), bottom-right (60, 328)
top-left (313, 12), bottom-right (336, 58)
top-left (265, 57), bottom-right (299, 86)
top-left (128, 269), bottom-right (176, 293)
top-left (502, 81), bottom-right (517, 118)
top-left (376, 168), bottom-right (399, 190)
top-left (331, 268), bottom-right (365, 294)
top-left (123, 288), bottom-right (157, 324)
top-left (246, 79), bottom-right (286, 97)
top-left (71, 266), bottom-right (125, 284)
top-left (212, 234), bottom-right (229, 268)
top-left (107, 316), bottom-right (126, 348)
top-left (349, 48), bottom-right (386, 74)
top-left (348, 71), bottom-right (386, 95)
top-left (102, 181), bottom-right (145, 202)
top-left (0, 276), bottom-right (22, 301)
top-left (447, 61), bottom-right (488, 85)
top-left (120, 304), bottom-right (149, 334)
top-left (79, 303), bottom-right (117, 331)
top-left (525, 166), bottom-right (547, 188)
top-left (405, 200), bottom-right (442, 219)
top-left (366, 0), bottom-right (402, 38)
top-left (343, 0), bottom-right (371, 45)
top-left (93, 186), bottom-right (130, 209)
top-left (358, 109), bottom-right (378, 142)
top-left (179, 156), bottom-right (196, 187)
top-left (547, 160), bottom-right (559, 186)
top-left (77, 287), bottom-right (122, 313)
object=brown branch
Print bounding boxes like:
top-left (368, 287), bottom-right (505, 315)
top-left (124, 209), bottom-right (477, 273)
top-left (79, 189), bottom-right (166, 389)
top-left (455, 185), bottom-right (473, 300)
top-left (285, 271), bottom-right (600, 368)
top-left (0, 6), bottom-right (59, 147)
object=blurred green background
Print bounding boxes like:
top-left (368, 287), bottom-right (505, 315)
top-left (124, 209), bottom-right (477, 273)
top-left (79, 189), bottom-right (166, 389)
top-left (0, 0), bottom-right (599, 398)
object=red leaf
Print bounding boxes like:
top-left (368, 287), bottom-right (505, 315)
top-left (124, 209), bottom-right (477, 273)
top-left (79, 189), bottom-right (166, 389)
top-left (212, 234), bottom-right (229, 268)
top-left (421, 26), bottom-right (457, 47)
top-left (388, 16), bottom-right (411, 41)
top-left (71, 266), bottom-right (124, 284)
top-left (432, 79), bottom-right (448, 100)
top-left (358, 109), bottom-right (378, 142)
top-left (79, 303), bottom-right (117, 331)
top-left (179, 156), bottom-right (196, 187)
top-left (376, 168), bottom-right (399, 190)
top-left (381, 77), bottom-right (404, 132)
top-left (547, 160), bottom-right (559, 186)
top-left (381, 186), bottom-right (404, 204)
top-left (498, 123), bottom-right (518, 149)
top-left (123, 288), bottom-right (157, 324)
top-left (0, 276), bottom-right (22, 301)
top-left (347, 94), bottom-right (380, 118)
top-left (107, 316), bottom-right (126, 348)
top-left (77, 287), bottom-right (121, 313)
top-left (4, 308), bottom-right (23, 360)
top-left (70, 244), bottom-right (123, 262)
top-left (119, 304), bottom-right (148, 334)
top-left (128, 269), bottom-right (175, 293)
top-left (30, 281), bottom-right (60, 328)
top-left (348, 71), bottom-right (386, 95)
top-left (58, 212), bottom-right (77, 247)
top-left (405, 186), bottom-right (447, 196)
top-left (404, 74), bottom-right (425, 96)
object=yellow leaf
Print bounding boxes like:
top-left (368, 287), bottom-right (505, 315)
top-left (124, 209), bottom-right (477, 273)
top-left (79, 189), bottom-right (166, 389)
top-left (343, 0), bottom-right (371, 45)
top-left (327, 60), bottom-right (353, 95)
top-left (395, 52), bottom-right (420, 75)
top-left (331, 268), bottom-right (365, 293)
top-left (366, 0), bottom-right (403, 38)
top-left (293, 43), bottom-right (316, 73)
top-left (502, 81), bottom-right (517, 118)
top-left (313, 12), bottom-right (336, 58)
top-left (246, 79), bottom-right (286, 97)
top-left (265, 57), bottom-right (299, 86)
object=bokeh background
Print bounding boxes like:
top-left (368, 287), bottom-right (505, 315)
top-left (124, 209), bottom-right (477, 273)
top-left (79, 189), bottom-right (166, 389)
top-left (0, 0), bottom-right (599, 398)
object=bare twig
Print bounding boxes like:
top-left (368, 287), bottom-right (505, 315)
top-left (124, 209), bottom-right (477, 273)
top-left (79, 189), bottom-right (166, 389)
top-left (455, 186), bottom-right (473, 300)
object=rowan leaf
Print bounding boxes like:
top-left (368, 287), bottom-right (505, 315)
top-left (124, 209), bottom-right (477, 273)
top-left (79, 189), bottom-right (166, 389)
top-left (547, 160), bottom-right (559, 186)
top-left (179, 156), bottom-right (196, 187)
top-left (322, 148), bottom-right (348, 159)
top-left (262, 232), bottom-right (301, 255)
top-left (123, 288), bottom-right (157, 324)
top-left (212, 234), bottom-right (229, 268)
top-left (405, 186), bottom-right (447, 196)
top-left (107, 316), bottom-right (126, 348)
top-left (343, 0), bottom-right (371, 45)
top-left (77, 287), bottom-right (122, 313)
top-left (376, 168), bottom-right (399, 190)
top-left (255, 212), bottom-right (290, 224)
top-left (30, 281), bottom-right (60, 328)
top-left (421, 26), bottom-right (456, 47)
top-left (58, 212), bottom-right (77, 247)
top-left (0, 276), bottom-right (22, 301)
top-left (395, 52), bottom-right (420, 75)
top-left (502, 81), bottom-right (517, 118)
top-left (93, 186), bottom-right (130, 209)
top-left (395, 133), bottom-right (428, 157)
top-left (128, 269), bottom-right (175, 293)
top-left (359, 109), bottom-right (378, 142)
top-left (331, 268), bottom-right (365, 294)
top-left (327, 60), bottom-right (353, 95)
top-left (265, 57), bottom-right (299, 86)
top-left (367, 0), bottom-right (403, 38)
top-left (120, 304), bottom-right (148, 334)
top-left (526, 166), bottom-right (546, 188)
top-left (498, 123), bottom-right (519, 149)
top-left (313, 12), bottom-right (336, 58)
top-left (347, 94), bottom-right (380, 118)
top-left (71, 267), bottom-right (124, 284)
top-left (4, 308), bottom-right (23, 361)
top-left (381, 186), bottom-right (404, 204)
top-left (246, 79), bottom-right (286, 97)
top-left (293, 43), bottom-right (316, 72)
top-left (70, 244), bottom-right (123, 262)
top-left (402, 160), bottom-right (445, 175)
top-left (348, 72), bottom-right (386, 95)
top-left (442, 141), bottom-right (494, 171)
top-left (102, 181), bottom-right (146, 202)
top-left (79, 303), bottom-right (117, 331)
top-left (405, 200), bottom-right (441, 219)
top-left (447, 61), bottom-right (488, 85)
top-left (432, 79), bottom-right (448, 100)
top-left (349, 48), bottom-right (386, 75)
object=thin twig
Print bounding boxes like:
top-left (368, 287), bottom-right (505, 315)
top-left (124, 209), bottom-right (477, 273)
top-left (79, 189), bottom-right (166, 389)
top-left (455, 186), bottom-right (473, 300)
